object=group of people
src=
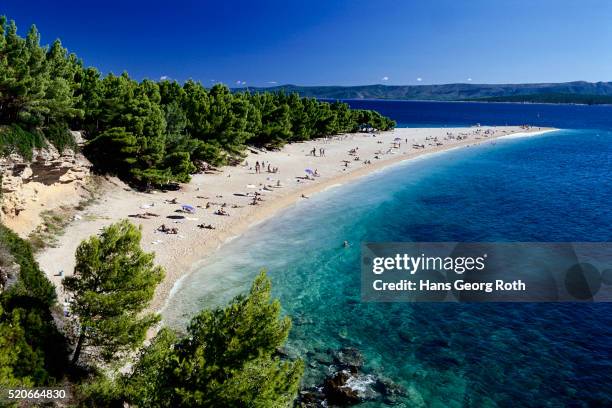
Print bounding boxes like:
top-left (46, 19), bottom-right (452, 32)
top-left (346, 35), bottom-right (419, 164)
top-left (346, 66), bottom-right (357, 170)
top-left (310, 147), bottom-right (326, 156)
top-left (250, 191), bottom-right (264, 206)
top-left (253, 160), bottom-right (279, 174)
top-left (157, 224), bottom-right (178, 234)
top-left (215, 208), bottom-right (229, 216)
top-left (197, 223), bottom-right (215, 229)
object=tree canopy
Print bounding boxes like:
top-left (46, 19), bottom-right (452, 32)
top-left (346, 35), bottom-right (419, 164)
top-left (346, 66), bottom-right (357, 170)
top-left (62, 220), bottom-right (164, 365)
top-left (0, 16), bottom-right (395, 188)
top-left (0, 224), bottom-right (68, 387)
top-left (1, 220), bottom-right (303, 405)
top-left (121, 271), bottom-right (303, 407)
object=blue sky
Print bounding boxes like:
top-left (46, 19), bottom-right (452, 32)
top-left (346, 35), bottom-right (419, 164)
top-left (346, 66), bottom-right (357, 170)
top-left (4, 0), bottom-right (612, 86)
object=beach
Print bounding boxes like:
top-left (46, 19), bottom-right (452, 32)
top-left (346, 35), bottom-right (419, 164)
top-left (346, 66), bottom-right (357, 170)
top-left (33, 125), bottom-right (554, 311)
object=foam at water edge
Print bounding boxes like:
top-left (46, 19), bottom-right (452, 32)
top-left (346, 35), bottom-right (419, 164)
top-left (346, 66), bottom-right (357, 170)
top-left (160, 272), bottom-right (189, 314)
top-left (497, 128), bottom-right (560, 140)
top-left (322, 183), bottom-right (343, 191)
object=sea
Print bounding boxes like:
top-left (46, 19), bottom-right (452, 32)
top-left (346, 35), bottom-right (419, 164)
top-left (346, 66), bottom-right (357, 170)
top-left (163, 101), bottom-right (612, 407)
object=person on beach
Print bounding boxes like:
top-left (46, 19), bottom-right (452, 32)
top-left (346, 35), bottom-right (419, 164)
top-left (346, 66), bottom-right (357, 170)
top-left (255, 161), bottom-right (260, 174)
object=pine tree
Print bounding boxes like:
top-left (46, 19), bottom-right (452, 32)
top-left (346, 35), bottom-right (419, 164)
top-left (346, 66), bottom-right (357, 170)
top-left (123, 271), bottom-right (304, 407)
top-left (1, 15), bottom-right (394, 183)
top-left (63, 220), bottom-right (164, 365)
top-left (75, 67), bottom-right (104, 132)
top-left (0, 306), bottom-right (38, 388)
top-left (0, 224), bottom-right (68, 386)
top-left (44, 39), bottom-right (83, 131)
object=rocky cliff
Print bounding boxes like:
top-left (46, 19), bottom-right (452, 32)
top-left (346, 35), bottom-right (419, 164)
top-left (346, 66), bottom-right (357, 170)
top-left (0, 131), bottom-right (92, 236)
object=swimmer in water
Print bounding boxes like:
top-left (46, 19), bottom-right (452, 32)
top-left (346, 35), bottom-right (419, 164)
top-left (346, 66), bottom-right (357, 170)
top-left (343, 240), bottom-right (350, 248)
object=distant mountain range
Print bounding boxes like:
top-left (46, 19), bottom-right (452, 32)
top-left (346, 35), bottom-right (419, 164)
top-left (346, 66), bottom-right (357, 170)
top-left (234, 81), bottom-right (612, 104)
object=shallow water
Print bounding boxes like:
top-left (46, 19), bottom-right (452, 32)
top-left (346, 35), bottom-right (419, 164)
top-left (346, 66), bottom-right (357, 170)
top-left (164, 102), bottom-right (612, 406)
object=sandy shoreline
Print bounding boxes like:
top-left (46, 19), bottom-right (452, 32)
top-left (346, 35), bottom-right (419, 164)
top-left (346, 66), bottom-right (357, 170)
top-left (32, 126), bottom-right (556, 311)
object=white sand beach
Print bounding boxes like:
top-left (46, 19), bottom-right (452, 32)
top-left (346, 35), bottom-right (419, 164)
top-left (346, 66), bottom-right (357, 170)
top-left (32, 126), bottom-right (554, 310)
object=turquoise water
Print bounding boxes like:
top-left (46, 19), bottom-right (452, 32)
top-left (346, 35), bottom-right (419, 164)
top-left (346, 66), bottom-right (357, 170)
top-left (163, 103), bottom-right (612, 406)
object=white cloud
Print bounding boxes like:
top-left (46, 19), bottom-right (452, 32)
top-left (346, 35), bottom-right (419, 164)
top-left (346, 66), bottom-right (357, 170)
top-left (160, 75), bottom-right (169, 81)
top-left (267, 81), bottom-right (278, 84)
top-left (417, 77), bottom-right (422, 82)
top-left (381, 76), bottom-right (389, 81)
top-left (236, 80), bottom-right (247, 85)
top-left (467, 77), bottom-right (473, 82)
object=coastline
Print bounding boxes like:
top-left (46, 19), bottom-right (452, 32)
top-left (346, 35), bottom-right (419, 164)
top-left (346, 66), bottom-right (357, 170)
top-left (32, 126), bottom-right (556, 311)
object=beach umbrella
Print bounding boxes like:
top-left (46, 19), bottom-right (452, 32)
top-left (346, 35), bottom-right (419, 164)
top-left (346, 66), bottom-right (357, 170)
top-left (182, 204), bottom-right (196, 213)
top-left (304, 168), bottom-right (314, 175)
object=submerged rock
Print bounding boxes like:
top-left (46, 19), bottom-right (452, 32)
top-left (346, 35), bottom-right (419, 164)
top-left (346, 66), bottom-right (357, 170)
top-left (332, 347), bottom-right (364, 371)
top-left (405, 385), bottom-right (426, 408)
top-left (374, 376), bottom-right (408, 405)
top-left (397, 329), bottom-right (416, 343)
top-left (308, 349), bottom-right (334, 366)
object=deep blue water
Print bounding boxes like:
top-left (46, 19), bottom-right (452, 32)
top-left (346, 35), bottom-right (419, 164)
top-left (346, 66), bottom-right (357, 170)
top-left (345, 99), bottom-right (612, 130)
top-left (163, 102), bottom-right (612, 407)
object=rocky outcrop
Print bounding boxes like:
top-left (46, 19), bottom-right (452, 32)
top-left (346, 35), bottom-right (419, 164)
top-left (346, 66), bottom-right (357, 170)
top-left (0, 132), bottom-right (91, 234)
top-left (297, 347), bottom-right (408, 407)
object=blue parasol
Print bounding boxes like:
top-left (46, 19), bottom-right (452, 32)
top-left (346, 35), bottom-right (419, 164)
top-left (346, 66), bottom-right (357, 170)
top-left (182, 204), bottom-right (196, 213)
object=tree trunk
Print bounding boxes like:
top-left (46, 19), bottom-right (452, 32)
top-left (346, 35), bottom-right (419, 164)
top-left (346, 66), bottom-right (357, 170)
top-left (72, 332), bottom-right (86, 364)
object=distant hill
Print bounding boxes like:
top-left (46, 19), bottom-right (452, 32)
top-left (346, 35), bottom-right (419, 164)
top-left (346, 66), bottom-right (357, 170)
top-left (468, 93), bottom-right (612, 105)
top-left (234, 82), bottom-right (612, 103)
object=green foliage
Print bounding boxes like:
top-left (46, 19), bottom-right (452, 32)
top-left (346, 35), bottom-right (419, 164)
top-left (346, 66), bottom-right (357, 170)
top-left (163, 152), bottom-right (197, 183)
top-left (0, 15), bottom-right (395, 186)
top-left (0, 224), bottom-right (56, 305)
top-left (75, 374), bottom-right (125, 408)
top-left (0, 224), bottom-right (68, 386)
top-left (45, 122), bottom-right (76, 152)
top-left (62, 220), bottom-right (164, 364)
top-left (0, 124), bottom-right (46, 160)
top-left (81, 76), bottom-right (394, 187)
top-left (121, 327), bottom-right (177, 406)
top-left (122, 271), bottom-right (304, 407)
top-left (0, 17), bottom-right (81, 155)
top-left (0, 305), bottom-right (37, 388)
top-left (85, 127), bottom-right (138, 178)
